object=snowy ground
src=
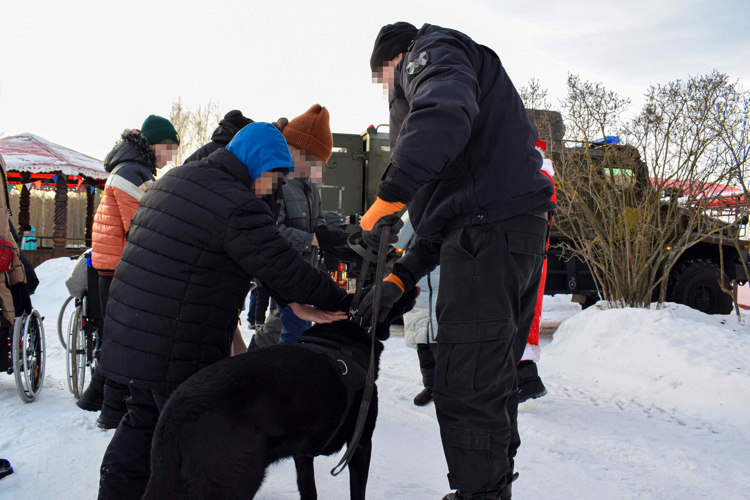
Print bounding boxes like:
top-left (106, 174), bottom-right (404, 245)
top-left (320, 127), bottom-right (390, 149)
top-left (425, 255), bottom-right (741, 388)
top-left (1, 258), bottom-right (749, 499)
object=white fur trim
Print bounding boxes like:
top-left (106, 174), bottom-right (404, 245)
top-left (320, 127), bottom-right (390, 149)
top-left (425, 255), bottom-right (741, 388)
top-left (521, 344), bottom-right (541, 362)
top-left (540, 158), bottom-right (555, 177)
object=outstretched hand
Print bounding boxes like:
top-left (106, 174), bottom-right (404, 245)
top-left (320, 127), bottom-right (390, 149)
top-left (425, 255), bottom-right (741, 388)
top-left (290, 303), bottom-right (348, 324)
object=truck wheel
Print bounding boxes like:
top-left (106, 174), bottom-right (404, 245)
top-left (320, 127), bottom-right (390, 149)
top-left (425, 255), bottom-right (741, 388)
top-left (670, 260), bottom-right (733, 315)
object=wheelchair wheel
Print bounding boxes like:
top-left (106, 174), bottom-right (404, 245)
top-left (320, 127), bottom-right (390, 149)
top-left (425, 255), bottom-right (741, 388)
top-left (57, 295), bottom-right (75, 350)
top-left (12, 310), bottom-right (46, 403)
top-left (66, 304), bottom-right (88, 398)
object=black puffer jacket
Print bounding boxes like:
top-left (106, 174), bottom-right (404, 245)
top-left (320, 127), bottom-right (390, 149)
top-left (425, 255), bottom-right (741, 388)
top-left (183, 110), bottom-right (253, 164)
top-left (99, 148), bottom-right (346, 391)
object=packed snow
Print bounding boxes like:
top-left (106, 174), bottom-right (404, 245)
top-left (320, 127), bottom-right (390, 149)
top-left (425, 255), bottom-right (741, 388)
top-left (1, 258), bottom-right (749, 499)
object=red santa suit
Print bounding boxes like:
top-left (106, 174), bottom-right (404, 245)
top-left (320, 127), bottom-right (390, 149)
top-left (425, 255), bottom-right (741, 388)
top-left (522, 139), bottom-right (556, 363)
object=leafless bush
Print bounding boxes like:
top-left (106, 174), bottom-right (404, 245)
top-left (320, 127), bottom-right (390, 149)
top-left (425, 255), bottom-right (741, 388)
top-left (523, 72), bottom-right (750, 309)
top-left (167, 97), bottom-right (221, 170)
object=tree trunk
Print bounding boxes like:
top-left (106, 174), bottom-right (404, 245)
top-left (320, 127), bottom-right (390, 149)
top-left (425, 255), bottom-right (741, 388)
top-left (53, 172), bottom-right (68, 258)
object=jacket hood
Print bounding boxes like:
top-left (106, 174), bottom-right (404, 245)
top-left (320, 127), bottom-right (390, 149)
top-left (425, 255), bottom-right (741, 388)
top-left (104, 130), bottom-right (157, 173)
top-left (210, 110), bottom-right (254, 146)
top-left (225, 122), bottom-right (293, 183)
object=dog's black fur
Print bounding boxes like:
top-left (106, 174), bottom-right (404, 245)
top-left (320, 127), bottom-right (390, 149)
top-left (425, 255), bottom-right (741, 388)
top-left (143, 320), bottom-right (383, 500)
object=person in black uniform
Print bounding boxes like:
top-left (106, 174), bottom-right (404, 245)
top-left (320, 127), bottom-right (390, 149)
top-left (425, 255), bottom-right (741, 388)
top-left (362, 23), bottom-right (555, 500)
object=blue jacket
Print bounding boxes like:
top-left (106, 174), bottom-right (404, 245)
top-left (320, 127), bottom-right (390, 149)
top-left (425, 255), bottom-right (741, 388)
top-left (382, 24), bottom-right (554, 284)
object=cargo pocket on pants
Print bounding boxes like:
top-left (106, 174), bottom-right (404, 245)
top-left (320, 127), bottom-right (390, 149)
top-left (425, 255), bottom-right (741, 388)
top-left (447, 425), bottom-right (491, 491)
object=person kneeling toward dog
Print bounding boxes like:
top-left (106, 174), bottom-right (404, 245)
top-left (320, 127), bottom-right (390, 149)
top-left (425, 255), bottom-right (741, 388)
top-left (95, 122), bottom-right (349, 500)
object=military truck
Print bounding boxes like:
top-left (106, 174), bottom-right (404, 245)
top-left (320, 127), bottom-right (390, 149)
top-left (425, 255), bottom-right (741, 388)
top-left (321, 113), bottom-right (750, 314)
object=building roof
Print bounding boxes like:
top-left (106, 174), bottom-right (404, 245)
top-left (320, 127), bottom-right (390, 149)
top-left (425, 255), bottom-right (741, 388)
top-left (0, 133), bottom-right (108, 180)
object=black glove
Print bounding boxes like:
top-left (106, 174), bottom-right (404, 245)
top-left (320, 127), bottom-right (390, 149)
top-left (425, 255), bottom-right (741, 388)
top-left (360, 198), bottom-right (404, 250)
top-left (374, 284), bottom-right (420, 340)
top-left (314, 229), bottom-right (350, 252)
top-left (355, 279), bottom-right (403, 328)
top-left (362, 214), bottom-right (402, 249)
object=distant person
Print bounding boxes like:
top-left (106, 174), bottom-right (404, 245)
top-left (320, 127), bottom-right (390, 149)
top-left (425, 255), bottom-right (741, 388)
top-left (182, 110), bottom-right (253, 164)
top-left (77, 115), bottom-right (179, 430)
top-left (275, 104), bottom-right (348, 345)
top-left (0, 154), bottom-right (27, 374)
top-left (518, 139), bottom-right (557, 404)
top-left (395, 212), bottom-right (440, 406)
top-left (20, 224), bottom-right (37, 250)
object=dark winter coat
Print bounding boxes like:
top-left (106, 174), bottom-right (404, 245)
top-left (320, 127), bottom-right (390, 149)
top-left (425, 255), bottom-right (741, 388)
top-left (382, 24), bottom-right (555, 283)
top-left (183, 110), bottom-right (253, 164)
top-left (99, 148), bottom-right (347, 391)
top-left (278, 177), bottom-right (325, 265)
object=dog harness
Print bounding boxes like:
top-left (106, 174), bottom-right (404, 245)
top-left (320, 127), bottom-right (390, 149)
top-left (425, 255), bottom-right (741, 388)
top-left (297, 335), bottom-right (369, 456)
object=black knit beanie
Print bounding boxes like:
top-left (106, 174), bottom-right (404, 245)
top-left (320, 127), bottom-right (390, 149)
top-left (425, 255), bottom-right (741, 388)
top-left (370, 22), bottom-right (419, 73)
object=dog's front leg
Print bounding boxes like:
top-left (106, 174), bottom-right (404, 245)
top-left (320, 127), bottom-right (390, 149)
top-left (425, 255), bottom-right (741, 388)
top-left (347, 438), bottom-right (372, 500)
top-left (294, 455), bottom-right (317, 500)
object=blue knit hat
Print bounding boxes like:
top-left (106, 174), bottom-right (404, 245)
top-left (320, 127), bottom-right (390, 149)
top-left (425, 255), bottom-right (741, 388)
top-left (226, 122), bottom-right (294, 182)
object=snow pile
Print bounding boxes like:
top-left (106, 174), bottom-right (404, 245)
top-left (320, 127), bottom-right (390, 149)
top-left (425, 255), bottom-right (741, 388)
top-left (543, 302), bottom-right (750, 431)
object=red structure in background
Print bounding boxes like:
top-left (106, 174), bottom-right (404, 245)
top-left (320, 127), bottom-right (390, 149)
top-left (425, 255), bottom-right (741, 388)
top-left (0, 134), bottom-right (108, 266)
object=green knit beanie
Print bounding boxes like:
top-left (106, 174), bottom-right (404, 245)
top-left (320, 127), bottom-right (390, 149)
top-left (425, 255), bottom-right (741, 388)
top-left (140, 115), bottom-right (180, 145)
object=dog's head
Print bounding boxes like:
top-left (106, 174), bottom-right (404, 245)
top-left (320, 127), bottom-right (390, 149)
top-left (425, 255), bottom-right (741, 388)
top-left (301, 320), bottom-right (384, 379)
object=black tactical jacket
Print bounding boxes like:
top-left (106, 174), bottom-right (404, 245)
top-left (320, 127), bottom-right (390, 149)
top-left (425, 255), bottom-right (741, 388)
top-left (383, 24), bottom-right (554, 283)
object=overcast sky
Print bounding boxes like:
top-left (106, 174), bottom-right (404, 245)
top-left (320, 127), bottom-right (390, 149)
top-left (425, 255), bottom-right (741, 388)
top-left (1, 0), bottom-right (748, 161)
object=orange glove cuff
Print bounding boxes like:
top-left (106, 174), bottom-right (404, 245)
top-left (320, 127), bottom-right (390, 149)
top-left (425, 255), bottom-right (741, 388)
top-left (384, 273), bottom-right (405, 293)
top-left (361, 198), bottom-right (405, 231)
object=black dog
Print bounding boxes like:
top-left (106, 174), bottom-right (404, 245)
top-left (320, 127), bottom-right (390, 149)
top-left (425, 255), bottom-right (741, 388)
top-left (143, 320), bottom-right (383, 500)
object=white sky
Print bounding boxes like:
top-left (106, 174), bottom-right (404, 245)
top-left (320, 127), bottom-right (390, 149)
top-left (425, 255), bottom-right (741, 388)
top-left (1, 0), bottom-right (748, 161)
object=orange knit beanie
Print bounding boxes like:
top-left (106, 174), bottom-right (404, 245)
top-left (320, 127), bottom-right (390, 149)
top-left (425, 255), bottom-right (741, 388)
top-left (282, 104), bottom-right (333, 163)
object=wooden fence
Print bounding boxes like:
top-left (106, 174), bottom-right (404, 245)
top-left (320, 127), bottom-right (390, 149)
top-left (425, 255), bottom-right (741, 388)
top-left (9, 188), bottom-right (100, 246)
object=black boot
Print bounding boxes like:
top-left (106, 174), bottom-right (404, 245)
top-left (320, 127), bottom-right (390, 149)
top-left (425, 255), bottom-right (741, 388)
top-left (442, 472), bottom-right (518, 499)
top-left (413, 387), bottom-right (434, 406)
top-left (96, 382), bottom-right (130, 430)
top-left (518, 360), bottom-right (546, 403)
top-left (76, 368), bottom-right (105, 411)
top-left (499, 472), bottom-right (518, 500)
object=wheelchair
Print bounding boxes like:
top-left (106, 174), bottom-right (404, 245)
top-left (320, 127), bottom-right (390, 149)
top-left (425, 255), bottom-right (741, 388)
top-left (57, 294), bottom-right (75, 350)
top-left (64, 264), bottom-right (102, 399)
top-left (3, 281), bottom-right (46, 404)
top-left (65, 292), bottom-right (101, 399)
top-left (10, 310), bottom-right (46, 403)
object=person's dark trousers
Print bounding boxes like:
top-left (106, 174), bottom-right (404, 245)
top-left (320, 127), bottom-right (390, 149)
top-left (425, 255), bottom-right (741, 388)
top-left (417, 343), bottom-right (437, 388)
top-left (98, 271), bottom-right (114, 339)
top-left (433, 214), bottom-right (547, 499)
top-left (98, 386), bottom-right (173, 500)
top-left (255, 282), bottom-right (271, 325)
top-left (77, 268), bottom-right (108, 409)
top-left (246, 287), bottom-right (257, 324)
top-left (97, 271), bottom-right (129, 414)
top-left (278, 304), bottom-right (312, 345)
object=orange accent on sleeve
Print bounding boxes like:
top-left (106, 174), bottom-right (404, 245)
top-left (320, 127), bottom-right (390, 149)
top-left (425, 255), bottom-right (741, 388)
top-left (384, 273), bottom-right (405, 293)
top-left (112, 186), bottom-right (141, 233)
top-left (360, 198), bottom-right (405, 231)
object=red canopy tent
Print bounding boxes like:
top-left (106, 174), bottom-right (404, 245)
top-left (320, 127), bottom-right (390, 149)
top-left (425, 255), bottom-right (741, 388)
top-left (0, 133), bottom-right (108, 265)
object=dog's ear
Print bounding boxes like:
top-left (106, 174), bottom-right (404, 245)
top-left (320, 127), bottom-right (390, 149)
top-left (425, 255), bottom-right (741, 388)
top-left (374, 286), bottom-right (420, 341)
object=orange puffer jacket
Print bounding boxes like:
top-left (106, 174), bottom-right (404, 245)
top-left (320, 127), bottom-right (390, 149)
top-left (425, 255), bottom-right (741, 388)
top-left (92, 131), bottom-right (157, 270)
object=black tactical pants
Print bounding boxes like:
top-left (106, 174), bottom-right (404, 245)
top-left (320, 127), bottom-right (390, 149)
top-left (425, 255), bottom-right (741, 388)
top-left (434, 214), bottom-right (546, 498)
top-left (98, 386), bottom-right (172, 500)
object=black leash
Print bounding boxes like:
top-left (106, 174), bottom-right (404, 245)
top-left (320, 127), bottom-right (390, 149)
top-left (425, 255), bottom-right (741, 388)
top-left (330, 225), bottom-right (393, 476)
